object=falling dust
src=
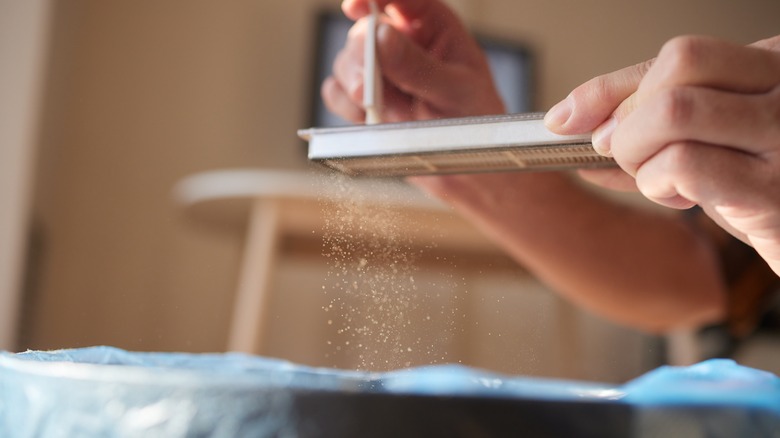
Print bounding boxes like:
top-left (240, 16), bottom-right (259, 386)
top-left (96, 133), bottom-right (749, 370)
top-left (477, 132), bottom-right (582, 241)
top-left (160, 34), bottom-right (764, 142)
top-left (317, 172), bottom-right (461, 371)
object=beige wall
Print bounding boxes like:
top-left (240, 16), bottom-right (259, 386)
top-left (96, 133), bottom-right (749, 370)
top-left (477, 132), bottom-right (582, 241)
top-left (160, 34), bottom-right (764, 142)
top-left (466, 0), bottom-right (780, 110)
top-left (26, 0), bottom-right (344, 353)
top-left (19, 0), bottom-right (780, 379)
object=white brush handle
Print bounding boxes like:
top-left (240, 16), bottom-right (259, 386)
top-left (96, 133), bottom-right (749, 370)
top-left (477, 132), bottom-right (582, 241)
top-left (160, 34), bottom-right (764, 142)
top-left (363, 1), bottom-right (383, 124)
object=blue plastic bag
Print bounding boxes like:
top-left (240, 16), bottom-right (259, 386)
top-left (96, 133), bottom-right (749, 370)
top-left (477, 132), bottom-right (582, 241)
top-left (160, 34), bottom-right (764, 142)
top-left (1, 346), bottom-right (778, 437)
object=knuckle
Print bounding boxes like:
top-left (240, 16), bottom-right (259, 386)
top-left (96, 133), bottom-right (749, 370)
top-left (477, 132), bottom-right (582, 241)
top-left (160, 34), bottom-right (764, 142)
top-left (636, 142), bottom-right (703, 203)
top-left (635, 57), bottom-right (655, 79)
top-left (657, 142), bottom-right (700, 186)
top-left (657, 36), bottom-right (710, 79)
top-left (656, 87), bottom-right (695, 131)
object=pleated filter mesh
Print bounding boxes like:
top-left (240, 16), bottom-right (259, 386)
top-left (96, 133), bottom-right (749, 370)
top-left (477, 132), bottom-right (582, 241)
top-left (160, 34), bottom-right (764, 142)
top-left (320, 143), bottom-right (614, 176)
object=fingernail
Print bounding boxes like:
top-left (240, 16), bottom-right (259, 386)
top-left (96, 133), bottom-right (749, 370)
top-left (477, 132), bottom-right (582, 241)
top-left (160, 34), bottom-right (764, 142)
top-left (544, 96), bottom-right (572, 130)
top-left (592, 116), bottom-right (617, 157)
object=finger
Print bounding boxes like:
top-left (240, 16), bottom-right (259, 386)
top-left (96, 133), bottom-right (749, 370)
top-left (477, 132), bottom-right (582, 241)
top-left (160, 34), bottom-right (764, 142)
top-left (575, 168), bottom-right (639, 192)
top-left (545, 60), bottom-right (653, 134)
top-left (327, 17), bottom-right (460, 123)
top-left (610, 86), bottom-right (780, 174)
top-left (633, 141), bottom-right (768, 210)
top-left (344, 0), bottom-right (450, 22)
top-left (593, 36), bottom-right (780, 156)
top-left (699, 204), bottom-right (749, 245)
top-left (332, 18), bottom-right (419, 110)
top-left (343, 0), bottom-right (463, 46)
top-left (637, 36), bottom-right (780, 100)
top-left (375, 22), bottom-right (476, 112)
top-left (321, 76), bottom-right (366, 123)
top-left (331, 20), bottom-right (369, 107)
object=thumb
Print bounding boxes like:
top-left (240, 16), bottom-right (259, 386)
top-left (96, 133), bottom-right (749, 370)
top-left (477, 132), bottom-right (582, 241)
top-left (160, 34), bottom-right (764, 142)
top-left (611, 90), bottom-right (640, 121)
top-left (545, 59), bottom-right (653, 134)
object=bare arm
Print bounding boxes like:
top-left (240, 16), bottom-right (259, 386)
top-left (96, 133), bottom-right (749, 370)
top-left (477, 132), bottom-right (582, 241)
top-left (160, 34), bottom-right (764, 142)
top-left (411, 172), bottom-right (724, 333)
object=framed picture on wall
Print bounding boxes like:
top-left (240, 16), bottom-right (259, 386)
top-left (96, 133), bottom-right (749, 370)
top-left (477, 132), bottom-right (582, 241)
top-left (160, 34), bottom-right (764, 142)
top-left (309, 11), bottom-right (534, 128)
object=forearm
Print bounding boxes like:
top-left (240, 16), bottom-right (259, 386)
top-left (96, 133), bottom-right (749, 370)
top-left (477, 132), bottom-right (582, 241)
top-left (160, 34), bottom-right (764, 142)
top-left (412, 172), bottom-right (727, 333)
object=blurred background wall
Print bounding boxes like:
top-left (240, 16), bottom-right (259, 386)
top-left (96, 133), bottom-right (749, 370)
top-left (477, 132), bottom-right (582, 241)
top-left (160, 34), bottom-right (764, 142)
top-left (3, 0), bottom-right (779, 381)
top-left (0, 0), bottom-right (51, 351)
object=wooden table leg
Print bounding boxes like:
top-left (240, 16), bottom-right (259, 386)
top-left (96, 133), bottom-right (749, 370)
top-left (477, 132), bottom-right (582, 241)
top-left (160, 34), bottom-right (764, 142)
top-left (227, 199), bottom-right (281, 354)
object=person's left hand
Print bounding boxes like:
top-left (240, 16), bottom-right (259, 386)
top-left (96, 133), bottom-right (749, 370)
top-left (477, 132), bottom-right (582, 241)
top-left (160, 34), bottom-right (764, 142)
top-left (322, 0), bottom-right (505, 123)
top-left (548, 35), bottom-right (780, 275)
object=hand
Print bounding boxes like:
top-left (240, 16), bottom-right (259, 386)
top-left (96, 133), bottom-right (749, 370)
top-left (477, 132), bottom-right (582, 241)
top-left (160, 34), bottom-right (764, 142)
top-left (322, 0), bottom-right (505, 123)
top-left (547, 35), bottom-right (780, 275)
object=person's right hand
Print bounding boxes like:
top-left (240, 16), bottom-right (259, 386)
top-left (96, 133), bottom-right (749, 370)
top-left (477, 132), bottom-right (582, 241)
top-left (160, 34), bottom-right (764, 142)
top-left (546, 35), bottom-right (780, 276)
top-left (322, 0), bottom-right (505, 123)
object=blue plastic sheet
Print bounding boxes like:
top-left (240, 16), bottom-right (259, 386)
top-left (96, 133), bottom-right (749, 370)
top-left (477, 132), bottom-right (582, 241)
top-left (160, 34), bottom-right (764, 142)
top-left (623, 358), bottom-right (780, 412)
top-left (1, 346), bottom-right (778, 437)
